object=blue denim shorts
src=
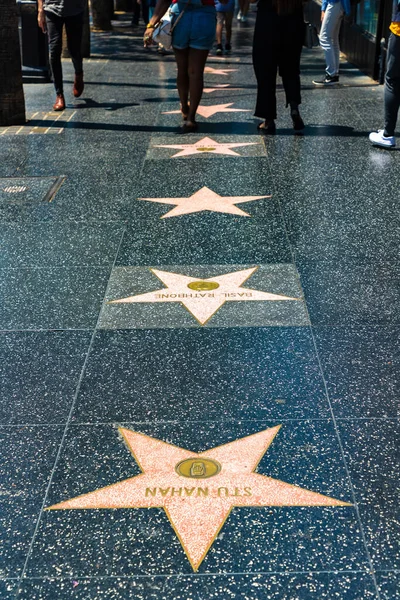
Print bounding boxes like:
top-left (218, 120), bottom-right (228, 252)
top-left (171, 3), bottom-right (216, 51)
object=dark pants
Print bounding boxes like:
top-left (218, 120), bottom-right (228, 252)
top-left (45, 11), bottom-right (84, 96)
top-left (253, 10), bottom-right (304, 120)
top-left (132, 0), bottom-right (149, 25)
top-left (384, 32), bottom-right (400, 137)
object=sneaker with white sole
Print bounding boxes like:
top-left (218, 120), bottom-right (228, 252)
top-left (313, 74), bottom-right (339, 85)
top-left (369, 129), bottom-right (396, 148)
top-left (237, 10), bottom-right (242, 20)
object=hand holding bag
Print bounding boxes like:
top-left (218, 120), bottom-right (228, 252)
top-left (153, 0), bottom-right (191, 49)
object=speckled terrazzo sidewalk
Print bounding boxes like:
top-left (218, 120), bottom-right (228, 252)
top-left (0, 11), bottom-right (399, 600)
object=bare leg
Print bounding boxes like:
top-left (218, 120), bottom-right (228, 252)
top-left (174, 48), bottom-right (190, 118)
top-left (240, 0), bottom-right (249, 17)
top-left (187, 48), bottom-right (209, 125)
top-left (216, 20), bottom-right (223, 45)
top-left (225, 13), bottom-right (233, 44)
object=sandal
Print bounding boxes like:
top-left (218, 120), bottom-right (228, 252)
top-left (257, 120), bottom-right (276, 134)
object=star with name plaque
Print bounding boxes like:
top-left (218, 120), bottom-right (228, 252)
top-left (48, 427), bottom-right (351, 571)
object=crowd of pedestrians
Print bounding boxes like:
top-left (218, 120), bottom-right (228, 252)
top-left (37, 0), bottom-right (400, 147)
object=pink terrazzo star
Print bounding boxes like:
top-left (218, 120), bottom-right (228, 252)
top-left (108, 266), bottom-right (300, 325)
top-left (138, 186), bottom-right (271, 218)
top-left (153, 136), bottom-right (257, 158)
top-left (204, 66), bottom-right (238, 75)
top-left (163, 103), bottom-right (251, 119)
top-left (203, 84), bottom-right (241, 94)
top-left (48, 427), bottom-right (351, 571)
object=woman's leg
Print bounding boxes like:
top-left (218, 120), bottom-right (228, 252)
top-left (225, 12), bottom-right (233, 45)
top-left (174, 48), bottom-right (190, 118)
top-left (45, 11), bottom-right (64, 95)
top-left (187, 48), bottom-right (209, 124)
top-left (216, 13), bottom-right (223, 45)
top-left (239, 0), bottom-right (249, 19)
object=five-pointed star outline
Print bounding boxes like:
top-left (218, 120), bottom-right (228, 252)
top-left (138, 186), bottom-right (271, 218)
top-left (204, 66), bottom-right (238, 75)
top-left (108, 266), bottom-right (301, 325)
top-left (47, 427), bottom-right (351, 571)
top-left (154, 136), bottom-right (257, 158)
top-left (163, 103), bottom-right (251, 119)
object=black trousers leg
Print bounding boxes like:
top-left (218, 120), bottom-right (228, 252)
top-left (141, 0), bottom-right (149, 25)
top-left (253, 43), bottom-right (278, 120)
top-left (45, 11), bottom-right (64, 95)
top-left (64, 12), bottom-right (84, 75)
top-left (132, 0), bottom-right (140, 24)
top-left (279, 22), bottom-right (304, 108)
top-left (384, 33), bottom-right (400, 137)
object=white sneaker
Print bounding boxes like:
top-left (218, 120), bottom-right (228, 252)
top-left (369, 129), bottom-right (396, 148)
top-left (237, 10), bottom-right (242, 20)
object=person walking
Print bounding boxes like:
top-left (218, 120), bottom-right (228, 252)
top-left (215, 0), bottom-right (234, 54)
top-left (312, 0), bottom-right (350, 85)
top-left (37, 0), bottom-right (85, 111)
top-left (144, 0), bottom-right (217, 132)
top-left (252, 0), bottom-right (305, 133)
top-left (369, 0), bottom-right (400, 148)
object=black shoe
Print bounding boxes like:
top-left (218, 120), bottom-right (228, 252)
top-left (291, 109), bottom-right (305, 131)
top-left (313, 74), bottom-right (339, 86)
top-left (216, 43), bottom-right (223, 55)
top-left (225, 43), bottom-right (231, 53)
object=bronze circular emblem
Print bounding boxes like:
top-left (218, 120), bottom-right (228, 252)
top-left (187, 281), bottom-right (220, 292)
top-left (175, 458), bottom-right (221, 479)
top-left (197, 147), bottom-right (216, 152)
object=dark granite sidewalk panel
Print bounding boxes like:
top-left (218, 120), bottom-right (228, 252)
top-left (0, 426), bottom-right (63, 578)
top-left (25, 421), bottom-right (365, 577)
top-left (0, 267), bottom-right (111, 330)
top-left (18, 572), bottom-right (378, 600)
top-left (338, 419), bottom-right (400, 571)
top-left (134, 156), bottom-right (275, 209)
top-left (71, 327), bottom-right (329, 423)
top-left (376, 572), bottom-right (400, 600)
top-left (41, 173), bottom-right (142, 223)
top-left (0, 176), bottom-right (65, 223)
top-left (0, 331), bottom-right (91, 425)
top-left (0, 224), bottom-right (124, 268)
top-left (271, 163), bottom-right (400, 263)
top-left (7, 132), bottom-right (148, 179)
top-left (117, 200), bottom-right (290, 266)
top-left (297, 261), bottom-right (400, 326)
top-left (313, 326), bottom-right (400, 419)
top-left (0, 581), bottom-right (18, 600)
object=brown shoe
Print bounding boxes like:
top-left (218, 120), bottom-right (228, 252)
top-left (73, 73), bottom-right (84, 98)
top-left (53, 94), bottom-right (65, 111)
